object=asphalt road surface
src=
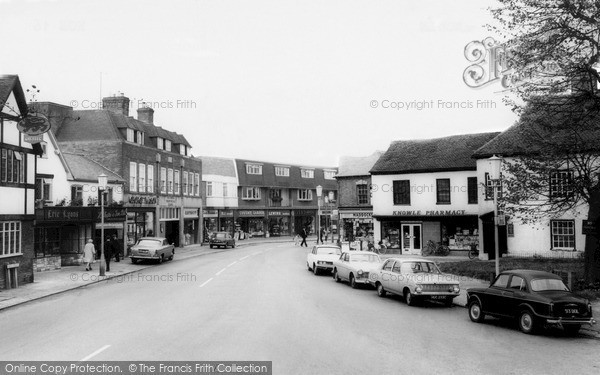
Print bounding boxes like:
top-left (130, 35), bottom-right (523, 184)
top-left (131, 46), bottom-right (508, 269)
top-left (1, 243), bottom-right (598, 374)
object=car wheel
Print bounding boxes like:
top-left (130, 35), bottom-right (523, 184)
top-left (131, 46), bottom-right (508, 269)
top-left (349, 274), bottom-right (358, 289)
top-left (563, 324), bottom-right (581, 336)
top-left (169, 252), bottom-right (174, 261)
top-left (468, 300), bottom-right (485, 323)
top-left (404, 289), bottom-right (417, 306)
top-left (232, 243), bottom-right (236, 248)
top-left (307, 262), bottom-right (312, 271)
top-left (210, 245), bottom-right (214, 249)
top-left (518, 310), bottom-right (538, 334)
top-left (131, 258), bottom-right (137, 264)
top-left (376, 282), bottom-right (386, 297)
top-left (313, 264), bottom-right (319, 275)
top-left (157, 255), bottom-right (164, 264)
top-left (333, 269), bottom-right (341, 282)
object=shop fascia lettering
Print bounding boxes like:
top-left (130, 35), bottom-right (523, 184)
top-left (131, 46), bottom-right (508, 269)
top-left (392, 210), bottom-right (466, 216)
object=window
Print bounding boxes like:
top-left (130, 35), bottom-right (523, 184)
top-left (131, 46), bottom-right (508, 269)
top-left (1, 149), bottom-right (6, 181)
top-left (242, 187), bottom-right (261, 200)
top-left (246, 164), bottom-right (262, 175)
top-left (147, 165), bottom-right (154, 193)
top-left (183, 172), bottom-right (188, 195)
top-left (138, 163), bottom-right (146, 193)
top-left (393, 180), bottom-right (410, 205)
top-left (174, 169), bottom-right (180, 195)
top-left (297, 189), bottom-right (313, 201)
top-left (223, 182), bottom-right (228, 197)
top-left (206, 181), bottom-right (213, 197)
top-left (275, 166), bottom-right (289, 177)
top-left (509, 276), bottom-right (525, 291)
top-left (484, 173), bottom-right (502, 200)
top-left (551, 220), bottom-right (575, 249)
top-left (35, 177), bottom-right (53, 202)
top-left (157, 137), bottom-right (164, 150)
top-left (324, 170), bottom-right (336, 180)
top-left (436, 179), bottom-right (451, 204)
top-left (550, 170), bottom-right (574, 199)
top-left (180, 145), bottom-right (187, 156)
top-left (194, 173), bottom-right (200, 196)
top-left (165, 140), bottom-right (172, 152)
top-left (1, 221), bottom-right (22, 256)
top-left (129, 162), bottom-right (137, 192)
top-left (160, 167), bottom-right (167, 194)
top-left (492, 274), bottom-right (510, 288)
top-left (40, 142), bottom-right (48, 159)
top-left (357, 184), bottom-right (369, 205)
top-left (301, 168), bottom-right (314, 179)
top-left (137, 131), bottom-right (143, 145)
top-left (0, 149), bottom-right (25, 184)
top-left (167, 168), bottom-right (174, 194)
top-left (127, 128), bottom-right (135, 142)
top-left (71, 185), bottom-right (83, 203)
top-left (467, 177), bottom-right (478, 204)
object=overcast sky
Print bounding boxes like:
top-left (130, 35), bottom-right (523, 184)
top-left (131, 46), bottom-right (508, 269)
top-left (0, 0), bottom-right (517, 167)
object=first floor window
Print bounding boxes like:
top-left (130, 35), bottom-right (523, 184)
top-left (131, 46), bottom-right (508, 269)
top-left (551, 220), bottom-right (575, 250)
top-left (436, 178), bottom-right (451, 204)
top-left (467, 177), bottom-right (478, 204)
top-left (36, 177), bottom-right (53, 202)
top-left (550, 170), bottom-right (574, 199)
top-left (206, 181), bottom-right (213, 197)
top-left (242, 187), bottom-right (261, 200)
top-left (174, 169), bottom-right (180, 195)
top-left (246, 164), bottom-right (262, 175)
top-left (1, 221), bottom-right (22, 256)
top-left (393, 180), bottom-right (410, 205)
top-left (485, 173), bottom-right (503, 200)
top-left (0, 148), bottom-right (25, 184)
top-left (357, 184), bottom-right (369, 204)
top-left (147, 165), bottom-right (154, 193)
top-left (71, 185), bottom-right (83, 204)
top-left (297, 189), bottom-right (313, 201)
top-left (300, 168), bottom-right (314, 179)
top-left (138, 163), bottom-right (146, 193)
top-left (160, 167), bottom-right (167, 193)
top-left (223, 182), bottom-right (228, 197)
top-left (167, 168), bottom-right (174, 194)
top-left (130, 162), bottom-right (137, 192)
top-left (183, 172), bottom-right (188, 195)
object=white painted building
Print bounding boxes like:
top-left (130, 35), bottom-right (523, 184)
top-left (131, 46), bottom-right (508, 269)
top-left (371, 133), bottom-right (499, 256)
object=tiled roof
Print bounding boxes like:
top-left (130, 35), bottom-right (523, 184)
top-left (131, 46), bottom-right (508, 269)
top-left (199, 156), bottom-right (237, 177)
top-left (62, 152), bottom-right (123, 182)
top-left (371, 132), bottom-right (500, 174)
top-left (56, 110), bottom-right (122, 141)
top-left (337, 151), bottom-right (383, 177)
top-left (474, 99), bottom-right (600, 158)
top-left (235, 158), bottom-right (337, 189)
top-left (0, 75), bottom-right (28, 116)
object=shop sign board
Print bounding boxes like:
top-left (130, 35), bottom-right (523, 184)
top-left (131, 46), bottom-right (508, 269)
top-left (238, 210), bottom-right (265, 217)
top-left (392, 210), bottom-right (467, 216)
top-left (219, 210), bottom-right (234, 217)
top-left (340, 211), bottom-right (373, 219)
top-left (203, 209), bottom-right (218, 217)
top-left (582, 220), bottom-right (596, 235)
top-left (267, 210), bottom-right (291, 216)
top-left (184, 208), bottom-right (199, 219)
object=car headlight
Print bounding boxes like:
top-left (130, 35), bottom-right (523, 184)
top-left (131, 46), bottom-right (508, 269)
top-left (357, 269), bottom-right (364, 275)
top-left (452, 285), bottom-right (460, 293)
top-left (415, 285), bottom-right (422, 294)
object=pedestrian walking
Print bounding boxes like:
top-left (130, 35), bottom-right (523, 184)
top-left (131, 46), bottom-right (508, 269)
top-left (319, 227), bottom-right (324, 244)
top-left (83, 239), bottom-right (95, 271)
top-left (112, 234), bottom-right (121, 262)
top-left (104, 236), bottom-right (113, 272)
top-left (300, 227), bottom-right (308, 247)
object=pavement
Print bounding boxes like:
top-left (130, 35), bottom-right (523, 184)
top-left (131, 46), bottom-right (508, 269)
top-left (1, 235), bottom-right (598, 338)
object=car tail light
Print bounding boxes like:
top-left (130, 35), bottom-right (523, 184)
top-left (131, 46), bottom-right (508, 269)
top-left (549, 302), bottom-right (554, 315)
top-left (588, 302), bottom-right (592, 314)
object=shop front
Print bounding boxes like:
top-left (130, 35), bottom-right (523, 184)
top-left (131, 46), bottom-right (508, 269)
top-left (293, 209), bottom-right (316, 236)
top-left (183, 208), bottom-right (200, 245)
top-left (219, 209), bottom-right (235, 236)
top-left (340, 210), bottom-right (373, 242)
top-left (203, 209), bottom-right (218, 242)
top-left (159, 205), bottom-right (181, 247)
top-left (237, 210), bottom-right (266, 237)
top-left (94, 207), bottom-right (127, 259)
top-left (376, 211), bottom-right (479, 256)
top-left (126, 207), bottom-right (156, 247)
top-left (267, 210), bottom-right (291, 237)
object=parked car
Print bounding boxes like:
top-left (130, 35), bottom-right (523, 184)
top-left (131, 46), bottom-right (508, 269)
top-left (467, 269), bottom-right (596, 335)
top-left (209, 232), bottom-right (236, 249)
top-left (307, 245), bottom-right (342, 275)
top-left (372, 257), bottom-right (460, 306)
top-left (130, 237), bottom-right (174, 264)
top-left (333, 251), bottom-right (382, 288)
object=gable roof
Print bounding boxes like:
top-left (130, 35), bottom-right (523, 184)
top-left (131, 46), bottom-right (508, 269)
top-left (371, 132), bottom-right (500, 174)
top-left (62, 152), bottom-right (123, 183)
top-left (337, 151), bottom-right (383, 178)
top-left (0, 74), bottom-right (28, 118)
top-left (56, 110), bottom-right (123, 141)
top-left (199, 156), bottom-right (237, 178)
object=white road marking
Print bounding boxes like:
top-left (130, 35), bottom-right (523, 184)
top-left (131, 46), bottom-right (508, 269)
top-left (215, 268), bottom-right (227, 276)
top-left (227, 261), bottom-right (238, 267)
top-left (199, 278), bottom-right (213, 288)
top-left (80, 345), bottom-right (110, 361)
top-left (252, 252), bottom-right (262, 256)
top-left (239, 255), bottom-right (250, 260)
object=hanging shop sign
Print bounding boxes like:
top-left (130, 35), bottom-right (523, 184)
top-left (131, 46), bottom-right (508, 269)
top-left (17, 112), bottom-right (51, 136)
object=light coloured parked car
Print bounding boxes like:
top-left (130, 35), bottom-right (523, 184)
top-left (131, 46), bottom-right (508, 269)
top-left (372, 257), bottom-right (460, 306)
top-left (130, 237), bottom-right (174, 264)
top-left (333, 251), bottom-right (382, 288)
top-left (307, 245), bottom-right (342, 275)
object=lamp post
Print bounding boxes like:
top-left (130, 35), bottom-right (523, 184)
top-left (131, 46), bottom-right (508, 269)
top-left (488, 155), bottom-right (502, 277)
top-left (98, 173), bottom-right (108, 276)
top-left (316, 185), bottom-right (322, 244)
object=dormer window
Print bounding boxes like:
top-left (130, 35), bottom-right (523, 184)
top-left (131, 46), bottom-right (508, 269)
top-left (246, 163), bottom-right (262, 175)
top-left (157, 137), bottom-right (164, 150)
top-left (275, 166), bottom-right (290, 177)
top-left (324, 170), bottom-right (336, 180)
top-left (127, 128), bottom-right (144, 145)
top-left (179, 145), bottom-right (187, 156)
top-left (301, 168), bottom-right (314, 179)
top-left (165, 139), bottom-right (172, 152)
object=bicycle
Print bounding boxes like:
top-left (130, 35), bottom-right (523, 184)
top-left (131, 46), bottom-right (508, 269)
top-left (423, 240), bottom-right (450, 256)
top-left (468, 245), bottom-right (479, 259)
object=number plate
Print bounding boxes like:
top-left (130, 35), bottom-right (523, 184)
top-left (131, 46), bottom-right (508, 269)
top-left (565, 308), bottom-right (578, 314)
top-left (430, 295), bottom-right (445, 300)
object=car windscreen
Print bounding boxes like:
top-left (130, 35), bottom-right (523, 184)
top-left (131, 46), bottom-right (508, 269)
top-left (401, 261), bottom-right (441, 274)
top-left (136, 240), bottom-right (161, 247)
top-left (350, 254), bottom-right (380, 263)
top-left (212, 233), bottom-right (227, 239)
top-left (316, 247), bottom-right (341, 255)
top-left (530, 278), bottom-right (569, 292)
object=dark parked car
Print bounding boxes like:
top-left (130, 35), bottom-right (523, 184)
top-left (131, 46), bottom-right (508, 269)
top-left (209, 232), bottom-right (235, 249)
top-left (467, 269), bottom-right (596, 335)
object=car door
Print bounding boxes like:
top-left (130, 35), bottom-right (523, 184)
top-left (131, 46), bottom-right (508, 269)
top-left (389, 261), bottom-right (404, 294)
top-left (340, 253), bottom-right (351, 280)
top-left (380, 259), bottom-right (395, 291)
top-left (307, 246), bottom-right (316, 266)
top-left (502, 275), bottom-right (527, 317)
top-left (484, 273), bottom-right (511, 316)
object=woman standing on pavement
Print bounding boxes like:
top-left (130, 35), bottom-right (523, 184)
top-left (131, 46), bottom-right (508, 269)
top-left (83, 239), bottom-right (96, 271)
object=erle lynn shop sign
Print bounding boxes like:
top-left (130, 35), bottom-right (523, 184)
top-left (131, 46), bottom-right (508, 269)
top-left (393, 210), bottom-right (467, 216)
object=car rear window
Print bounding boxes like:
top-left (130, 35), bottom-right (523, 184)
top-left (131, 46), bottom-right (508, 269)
top-left (530, 278), bottom-right (569, 292)
top-left (213, 233), bottom-right (227, 239)
top-left (137, 239), bottom-right (161, 247)
top-left (350, 254), bottom-right (380, 263)
top-left (316, 247), bottom-right (340, 255)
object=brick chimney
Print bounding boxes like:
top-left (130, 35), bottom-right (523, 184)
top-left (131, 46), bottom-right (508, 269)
top-left (102, 93), bottom-right (130, 116)
top-left (137, 106), bottom-right (154, 124)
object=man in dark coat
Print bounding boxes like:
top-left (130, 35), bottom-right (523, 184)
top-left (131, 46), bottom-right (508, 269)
top-left (300, 227), bottom-right (308, 247)
top-left (112, 234), bottom-right (121, 262)
top-left (104, 236), bottom-right (113, 272)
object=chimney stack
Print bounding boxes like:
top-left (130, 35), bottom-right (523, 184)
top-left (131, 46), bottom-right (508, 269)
top-left (137, 106), bottom-right (154, 124)
top-left (102, 93), bottom-right (130, 116)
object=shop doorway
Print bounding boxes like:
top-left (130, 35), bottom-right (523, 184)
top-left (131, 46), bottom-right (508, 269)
top-left (401, 223), bottom-right (422, 255)
top-left (165, 221), bottom-right (180, 247)
top-left (480, 212), bottom-right (507, 260)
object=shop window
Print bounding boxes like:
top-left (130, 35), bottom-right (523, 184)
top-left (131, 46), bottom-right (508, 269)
top-left (357, 184), bottom-right (369, 205)
top-left (551, 220), bottom-right (575, 250)
top-left (436, 179), bottom-right (451, 204)
top-left (393, 180), bottom-right (410, 205)
top-left (0, 221), bottom-right (22, 256)
top-left (550, 170), bottom-right (574, 199)
top-left (467, 177), bottom-right (478, 204)
top-left (34, 227), bottom-right (60, 257)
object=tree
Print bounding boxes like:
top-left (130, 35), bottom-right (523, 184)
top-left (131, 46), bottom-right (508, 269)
top-left (489, 0), bottom-right (600, 282)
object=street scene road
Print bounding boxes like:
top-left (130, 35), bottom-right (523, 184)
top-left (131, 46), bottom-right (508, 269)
top-left (1, 243), bottom-right (598, 375)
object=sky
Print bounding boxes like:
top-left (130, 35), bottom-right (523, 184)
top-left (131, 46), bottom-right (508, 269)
top-left (0, 0), bottom-right (518, 167)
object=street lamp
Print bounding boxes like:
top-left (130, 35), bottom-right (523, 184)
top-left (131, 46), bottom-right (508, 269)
top-left (488, 155), bottom-right (502, 277)
top-left (98, 173), bottom-right (108, 276)
top-left (316, 185), bottom-right (322, 244)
